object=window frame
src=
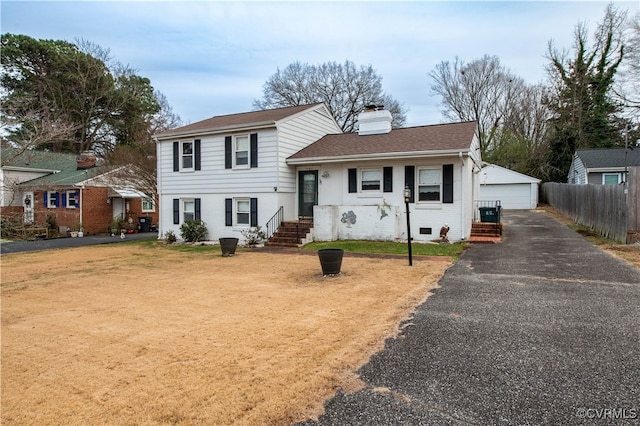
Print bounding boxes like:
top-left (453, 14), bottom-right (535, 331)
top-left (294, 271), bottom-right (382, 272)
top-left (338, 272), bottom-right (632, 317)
top-left (236, 198), bottom-right (250, 226)
top-left (234, 135), bottom-right (250, 168)
top-left (47, 191), bottom-right (58, 208)
top-left (417, 167), bottom-right (442, 203)
top-left (183, 199), bottom-right (195, 222)
top-left (360, 168), bottom-right (382, 192)
top-left (602, 173), bottom-right (620, 185)
top-left (66, 190), bottom-right (78, 208)
top-left (142, 196), bottom-right (155, 212)
top-left (181, 141), bottom-right (194, 171)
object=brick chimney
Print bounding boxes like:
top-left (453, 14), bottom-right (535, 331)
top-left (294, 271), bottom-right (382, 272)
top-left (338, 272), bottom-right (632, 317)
top-left (357, 105), bottom-right (392, 135)
top-left (77, 152), bottom-right (97, 169)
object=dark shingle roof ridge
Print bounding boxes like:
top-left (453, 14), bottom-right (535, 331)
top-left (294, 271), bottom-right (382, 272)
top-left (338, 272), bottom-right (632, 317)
top-left (210, 103), bottom-right (322, 120)
top-left (155, 103), bottom-right (325, 138)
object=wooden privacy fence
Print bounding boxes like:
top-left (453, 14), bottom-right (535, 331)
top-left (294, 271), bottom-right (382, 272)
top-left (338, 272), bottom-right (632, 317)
top-left (541, 167), bottom-right (640, 244)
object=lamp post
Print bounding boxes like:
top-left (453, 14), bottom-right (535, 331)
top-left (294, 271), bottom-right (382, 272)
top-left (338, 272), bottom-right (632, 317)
top-left (404, 186), bottom-right (413, 266)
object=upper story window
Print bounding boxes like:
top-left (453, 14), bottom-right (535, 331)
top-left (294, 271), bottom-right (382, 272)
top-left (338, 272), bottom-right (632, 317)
top-left (225, 133), bottom-right (257, 169)
top-left (361, 169), bottom-right (381, 191)
top-left (418, 168), bottom-right (441, 202)
top-left (235, 136), bottom-right (249, 167)
top-left (182, 141), bottom-right (194, 170)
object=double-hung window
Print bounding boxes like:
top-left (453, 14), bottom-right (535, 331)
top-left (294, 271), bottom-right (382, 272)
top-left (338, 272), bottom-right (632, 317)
top-left (181, 141), bottom-right (194, 170)
top-left (47, 191), bottom-right (58, 208)
top-left (183, 199), bottom-right (195, 222)
top-left (66, 191), bottom-right (78, 208)
top-left (418, 168), bottom-right (441, 201)
top-left (236, 199), bottom-right (250, 225)
top-left (235, 135), bottom-right (249, 167)
top-left (361, 169), bottom-right (382, 191)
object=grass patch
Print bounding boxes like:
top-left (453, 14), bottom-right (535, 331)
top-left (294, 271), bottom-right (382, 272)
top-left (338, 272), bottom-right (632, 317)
top-left (301, 240), bottom-right (466, 259)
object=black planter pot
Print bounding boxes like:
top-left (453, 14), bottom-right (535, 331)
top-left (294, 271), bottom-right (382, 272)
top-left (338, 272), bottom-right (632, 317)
top-left (219, 237), bottom-right (239, 257)
top-left (318, 248), bottom-right (344, 275)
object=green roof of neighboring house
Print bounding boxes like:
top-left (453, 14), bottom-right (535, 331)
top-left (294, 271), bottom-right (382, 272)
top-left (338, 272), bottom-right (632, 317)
top-left (1, 148), bottom-right (111, 188)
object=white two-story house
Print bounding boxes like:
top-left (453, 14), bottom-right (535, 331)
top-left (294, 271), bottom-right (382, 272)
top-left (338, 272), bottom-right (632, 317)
top-left (154, 103), bottom-right (341, 241)
top-left (155, 103), bottom-right (482, 244)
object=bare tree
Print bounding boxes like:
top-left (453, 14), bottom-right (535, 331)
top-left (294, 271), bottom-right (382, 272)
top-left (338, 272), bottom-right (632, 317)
top-left (429, 55), bottom-right (526, 156)
top-left (254, 60), bottom-right (407, 132)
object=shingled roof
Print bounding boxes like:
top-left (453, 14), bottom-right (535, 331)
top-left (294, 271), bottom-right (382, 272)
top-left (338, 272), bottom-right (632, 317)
top-left (155, 103), bottom-right (324, 139)
top-left (576, 148), bottom-right (640, 168)
top-left (287, 121), bottom-right (477, 163)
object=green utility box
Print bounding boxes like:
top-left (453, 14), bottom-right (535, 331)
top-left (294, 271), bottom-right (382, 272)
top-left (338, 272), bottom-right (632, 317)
top-left (479, 207), bottom-right (500, 223)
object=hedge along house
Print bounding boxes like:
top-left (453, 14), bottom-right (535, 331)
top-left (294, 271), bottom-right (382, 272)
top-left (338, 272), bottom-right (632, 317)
top-left (287, 107), bottom-right (481, 243)
top-left (153, 103), bottom-right (342, 241)
top-left (1, 148), bottom-right (158, 236)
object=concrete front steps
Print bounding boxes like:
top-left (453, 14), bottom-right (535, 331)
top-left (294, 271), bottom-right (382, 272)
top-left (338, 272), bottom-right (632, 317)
top-left (468, 222), bottom-right (503, 243)
top-left (264, 221), bottom-right (313, 248)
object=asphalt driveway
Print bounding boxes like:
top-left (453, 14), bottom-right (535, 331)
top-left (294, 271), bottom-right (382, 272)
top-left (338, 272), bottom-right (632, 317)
top-left (298, 210), bottom-right (640, 425)
top-left (0, 231), bottom-right (157, 255)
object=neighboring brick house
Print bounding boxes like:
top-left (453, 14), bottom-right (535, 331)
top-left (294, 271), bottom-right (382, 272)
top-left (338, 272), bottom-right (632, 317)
top-left (1, 148), bottom-right (158, 236)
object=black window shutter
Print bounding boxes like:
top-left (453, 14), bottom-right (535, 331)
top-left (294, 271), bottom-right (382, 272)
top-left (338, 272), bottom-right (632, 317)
top-left (225, 136), bottom-right (232, 169)
top-left (61, 192), bottom-right (67, 207)
top-left (348, 168), bottom-right (357, 193)
top-left (404, 166), bottom-right (415, 203)
top-left (250, 133), bottom-right (258, 168)
top-left (173, 199), bottom-right (180, 224)
top-left (443, 164), bottom-right (454, 203)
top-left (383, 167), bottom-right (393, 192)
top-left (225, 198), bottom-right (232, 226)
top-left (195, 198), bottom-right (201, 220)
top-left (173, 142), bottom-right (179, 172)
top-left (54, 192), bottom-right (59, 207)
top-left (44, 192), bottom-right (48, 206)
top-left (250, 198), bottom-right (258, 227)
top-left (194, 139), bottom-right (201, 170)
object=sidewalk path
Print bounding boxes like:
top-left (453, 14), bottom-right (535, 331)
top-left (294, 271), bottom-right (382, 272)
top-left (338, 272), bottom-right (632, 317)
top-left (298, 210), bottom-right (640, 425)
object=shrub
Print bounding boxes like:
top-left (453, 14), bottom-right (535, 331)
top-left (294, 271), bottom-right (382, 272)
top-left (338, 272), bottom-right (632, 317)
top-left (241, 226), bottom-right (267, 247)
top-left (179, 220), bottom-right (208, 243)
top-left (165, 230), bottom-right (177, 244)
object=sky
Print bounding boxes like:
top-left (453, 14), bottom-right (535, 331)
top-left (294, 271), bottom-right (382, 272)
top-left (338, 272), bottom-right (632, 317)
top-left (1, 1), bottom-right (638, 128)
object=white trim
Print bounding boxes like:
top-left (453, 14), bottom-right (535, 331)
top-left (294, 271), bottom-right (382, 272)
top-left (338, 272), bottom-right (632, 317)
top-left (287, 149), bottom-right (472, 165)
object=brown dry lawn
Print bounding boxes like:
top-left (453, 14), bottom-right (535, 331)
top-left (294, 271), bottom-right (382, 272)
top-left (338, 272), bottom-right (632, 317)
top-left (1, 244), bottom-right (451, 425)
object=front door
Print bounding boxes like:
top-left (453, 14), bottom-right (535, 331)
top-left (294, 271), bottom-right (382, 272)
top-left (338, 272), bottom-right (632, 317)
top-left (298, 170), bottom-right (318, 218)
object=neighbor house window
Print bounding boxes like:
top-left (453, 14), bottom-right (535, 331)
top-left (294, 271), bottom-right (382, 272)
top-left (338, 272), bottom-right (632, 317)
top-left (182, 141), bottom-right (194, 170)
top-left (236, 199), bottom-right (250, 225)
top-left (603, 173), bottom-right (620, 185)
top-left (418, 168), bottom-right (441, 201)
top-left (235, 135), bottom-right (249, 166)
top-left (47, 191), bottom-right (58, 208)
top-left (183, 199), bottom-right (195, 222)
top-left (142, 197), bottom-right (155, 212)
top-left (361, 169), bottom-right (382, 191)
top-left (66, 191), bottom-right (78, 208)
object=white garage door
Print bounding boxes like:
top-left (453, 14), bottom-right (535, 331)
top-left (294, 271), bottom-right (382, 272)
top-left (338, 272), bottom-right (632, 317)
top-left (479, 184), bottom-right (535, 210)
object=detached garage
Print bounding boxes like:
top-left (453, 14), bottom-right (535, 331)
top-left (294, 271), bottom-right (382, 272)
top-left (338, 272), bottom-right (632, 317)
top-left (479, 164), bottom-right (540, 210)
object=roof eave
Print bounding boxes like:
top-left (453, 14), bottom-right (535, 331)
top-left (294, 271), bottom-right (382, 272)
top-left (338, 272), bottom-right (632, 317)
top-left (154, 120), bottom-right (277, 141)
top-left (287, 149), bottom-right (471, 165)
